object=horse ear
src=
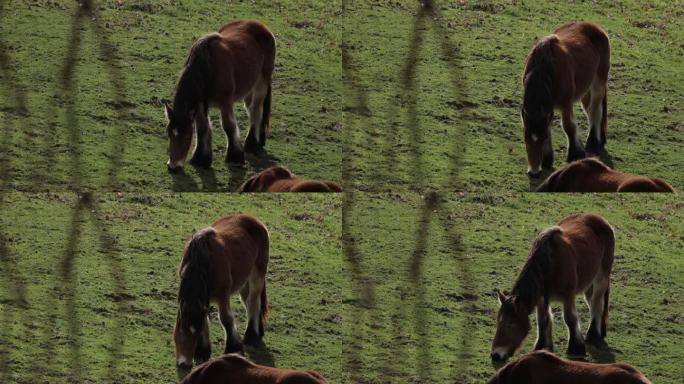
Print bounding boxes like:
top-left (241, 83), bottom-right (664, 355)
top-left (164, 102), bottom-right (174, 121)
top-left (496, 289), bottom-right (506, 304)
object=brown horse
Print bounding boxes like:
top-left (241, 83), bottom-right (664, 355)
top-left (180, 354), bottom-right (328, 384)
top-left (237, 166), bottom-right (342, 192)
top-left (165, 20), bottom-right (276, 171)
top-left (491, 213), bottom-right (614, 362)
top-left (174, 214), bottom-right (270, 369)
top-left (536, 158), bottom-right (675, 192)
top-left (487, 351), bottom-right (652, 384)
top-left (522, 22), bottom-right (610, 177)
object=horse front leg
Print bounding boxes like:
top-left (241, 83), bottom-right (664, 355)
top-left (193, 318), bottom-right (211, 364)
top-left (584, 85), bottom-right (606, 155)
top-left (562, 298), bottom-right (585, 356)
top-left (190, 104), bottom-right (213, 168)
top-left (533, 299), bottom-right (554, 351)
top-left (561, 107), bottom-right (585, 162)
top-left (244, 82), bottom-right (268, 153)
top-left (218, 299), bottom-right (243, 354)
top-left (585, 276), bottom-right (609, 346)
top-left (220, 105), bottom-right (245, 164)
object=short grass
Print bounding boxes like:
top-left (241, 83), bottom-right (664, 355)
top-left (0, 0), bottom-right (341, 192)
top-left (343, 0), bottom-right (684, 192)
top-left (343, 193), bottom-right (683, 383)
top-left (0, 192), bottom-right (345, 383)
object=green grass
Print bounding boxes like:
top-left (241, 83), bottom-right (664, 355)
top-left (343, 0), bottom-right (684, 192)
top-left (0, 0), bottom-right (341, 192)
top-left (0, 192), bottom-right (344, 383)
top-left (343, 193), bottom-right (683, 383)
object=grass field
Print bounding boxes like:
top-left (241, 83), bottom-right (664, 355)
top-left (0, 192), bottom-right (344, 383)
top-left (343, 193), bottom-right (683, 383)
top-left (0, 0), bottom-right (341, 192)
top-left (343, 0), bottom-right (684, 192)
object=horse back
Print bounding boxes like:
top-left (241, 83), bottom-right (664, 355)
top-left (209, 215), bottom-right (269, 295)
top-left (618, 176), bottom-right (676, 192)
top-left (553, 22), bottom-right (609, 100)
top-left (554, 214), bottom-right (614, 288)
top-left (208, 20), bottom-right (276, 102)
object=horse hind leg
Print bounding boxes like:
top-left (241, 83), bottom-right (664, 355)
top-left (561, 106), bottom-right (585, 162)
top-left (218, 299), bottom-right (243, 354)
top-left (242, 273), bottom-right (265, 345)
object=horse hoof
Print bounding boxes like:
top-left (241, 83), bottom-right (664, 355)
top-left (567, 344), bottom-right (586, 357)
top-left (244, 136), bottom-right (262, 154)
top-left (226, 150), bottom-right (245, 164)
top-left (167, 163), bottom-right (183, 173)
top-left (190, 154), bottom-right (212, 169)
top-left (226, 342), bottom-right (244, 355)
top-left (243, 329), bottom-right (261, 346)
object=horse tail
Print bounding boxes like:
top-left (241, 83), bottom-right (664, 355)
top-left (178, 228), bottom-right (215, 329)
top-left (260, 83), bottom-right (272, 145)
top-left (601, 91), bottom-right (608, 144)
top-left (259, 226), bottom-right (270, 324)
top-left (601, 223), bottom-right (615, 337)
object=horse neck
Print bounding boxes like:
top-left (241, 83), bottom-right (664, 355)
top-left (511, 232), bottom-right (556, 312)
top-left (523, 38), bottom-right (555, 114)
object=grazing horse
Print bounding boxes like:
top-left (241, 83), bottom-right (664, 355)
top-left (174, 214), bottom-right (270, 369)
top-left (522, 22), bottom-right (610, 177)
top-left (487, 351), bottom-right (652, 384)
top-left (536, 158), bottom-right (676, 192)
top-left (165, 20), bottom-right (276, 171)
top-left (180, 354), bottom-right (328, 384)
top-left (237, 166), bottom-right (343, 192)
top-left (491, 213), bottom-right (614, 361)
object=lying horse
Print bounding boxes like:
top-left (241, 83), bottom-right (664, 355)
top-left (536, 158), bottom-right (675, 192)
top-left (487, 351), bottom-right (651, 384)
top-left (180, 354), bottom-right (328, 384)
top-left (174, 214), bottom-right (269, 369)
top-left (491, 213), bottom-right (614, 361)
top-left (237, 166), bottom-right (342, 192)
top-left (522, 22), bottom-right (610, 177)
top-left (165, 20), bottom-right (276, 171)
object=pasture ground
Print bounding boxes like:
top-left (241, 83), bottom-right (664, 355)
top-left (0, 0), bottom-right (341, 192)
top-left (0, 192), bottom-right (345, 383)
top-left (344, 0), bottom-right (684, 192)
top-left (343, 193), bottom-right (683, 383)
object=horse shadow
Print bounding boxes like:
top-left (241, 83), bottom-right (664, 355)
top-left (245, 339), bottom-right (276, 367)
top-left (594, 149), bottom-right (614, 169)
top-left (176, 365), bottom-right (192, 381)
top-left (170, 169), bottom-right (200, 192)
top-left (222, 150), bottom-right (281, 192)
top-left (170, 167), bottom-right (220, 192)
top-left (528, 168), bottom-right (555, 191)
top-left (586, 341), bottom-right (617, 363)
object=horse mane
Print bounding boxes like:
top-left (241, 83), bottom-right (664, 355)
top-left (522, 36), bottom-right (557, 131)
top-left (178, 228), bottom-right (215, 331)
top-left (172, 33), bottom-right (221, 120)
top-left (511, 226), bottom-right (561, 310)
